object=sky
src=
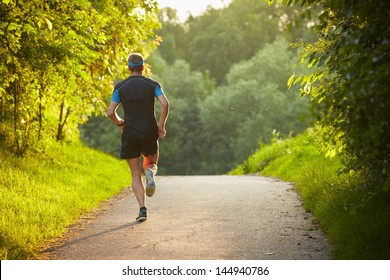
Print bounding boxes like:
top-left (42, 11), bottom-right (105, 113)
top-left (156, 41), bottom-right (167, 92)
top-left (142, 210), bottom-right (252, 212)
top-left (156, 0), bottom-right (232, 22)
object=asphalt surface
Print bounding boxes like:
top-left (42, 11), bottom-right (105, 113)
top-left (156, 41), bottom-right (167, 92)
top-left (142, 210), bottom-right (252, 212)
top-left (41, 175), bottom-right (332, 260)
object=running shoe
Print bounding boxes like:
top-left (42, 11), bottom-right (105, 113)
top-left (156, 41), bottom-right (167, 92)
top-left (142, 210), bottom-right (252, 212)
top-left (145, 168), bottom-right (156, 197)
top-left (136, 209), bottom-right (147, 222)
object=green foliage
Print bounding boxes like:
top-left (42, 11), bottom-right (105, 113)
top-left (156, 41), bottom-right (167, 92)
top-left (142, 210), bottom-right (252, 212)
top-left (0, 0), bottom-right (160, 154)
top-left (186, 14), bottom-right (248, 84)
top-left (79, 115), bottom-right (123, 156)
top-left (157, 0), bottom-right (315, 84)
top-left (230, 128), bottom-right (328, 177)
top-left (154, 7), bottom-right (186, 64)
top-left (285, 0), bottom-right (390, 191)
top-left (149, 37), bottom-right (311, 175)
top-left (0, 141), bottom-right (129, 259)
top-left (151, 57), bottom-right (214, 175)
top-left (198, 37), bottom-right (311, 174)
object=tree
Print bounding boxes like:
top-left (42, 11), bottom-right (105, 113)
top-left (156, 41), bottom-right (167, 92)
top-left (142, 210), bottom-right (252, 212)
top-left (151, 58), bottom-right (215, 174)
top-left (187, 15), bottom-right (247, 84)
top-left (198, 37), bottom-right (311, 174)
top-left (0, 0), bottom-right (160, 154)
top-left (284, 0), bottom-right (390, 190)
top-left (155, 7), bottom-right (186, 64)
top-left (156, 0), bottom-right (315, 85)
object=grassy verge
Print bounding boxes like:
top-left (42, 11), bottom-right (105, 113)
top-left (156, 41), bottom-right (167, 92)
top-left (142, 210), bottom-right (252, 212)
top-left (0, 141), bottom-right (130, 259)
top-left (230, 128), bottom-right (390, 259)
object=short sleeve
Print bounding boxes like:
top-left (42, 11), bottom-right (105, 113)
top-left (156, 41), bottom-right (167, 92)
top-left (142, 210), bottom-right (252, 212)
top-left (110, 89), bottom-right (120, 103)
top-left (155, 86), bottom-right (164, 97)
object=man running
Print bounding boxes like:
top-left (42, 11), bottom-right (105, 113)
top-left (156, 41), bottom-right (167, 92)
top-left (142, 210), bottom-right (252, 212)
top-left (106, 53), bottom-right (169, 222)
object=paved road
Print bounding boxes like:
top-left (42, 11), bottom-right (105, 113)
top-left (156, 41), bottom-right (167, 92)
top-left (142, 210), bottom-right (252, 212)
top-left (41, 176), bottom-right (331, 260)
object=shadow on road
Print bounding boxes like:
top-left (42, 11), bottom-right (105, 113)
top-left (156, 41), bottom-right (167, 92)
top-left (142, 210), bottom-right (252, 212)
top-left (40, 221), bottom-right (139, 255)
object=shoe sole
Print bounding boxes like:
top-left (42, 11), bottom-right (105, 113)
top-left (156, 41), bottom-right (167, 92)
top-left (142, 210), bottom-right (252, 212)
top-left (145, 169), bottom-right (156, 197)
top-left (136, 216), bottom-right (147, 222)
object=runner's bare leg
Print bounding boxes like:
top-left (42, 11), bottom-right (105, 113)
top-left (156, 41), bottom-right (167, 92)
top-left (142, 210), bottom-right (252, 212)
top-left (127, 158), bottom-right (145, 208)
top-left (143, 153), bottom-right (158, 175)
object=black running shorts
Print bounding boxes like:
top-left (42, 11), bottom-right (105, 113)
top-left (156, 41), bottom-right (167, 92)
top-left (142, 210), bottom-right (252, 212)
top-left (120, 136), bottom-right (158, 159)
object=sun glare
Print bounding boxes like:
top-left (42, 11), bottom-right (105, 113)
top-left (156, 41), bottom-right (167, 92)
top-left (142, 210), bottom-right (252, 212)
top-left (156, 0), bottom-right (231, 21)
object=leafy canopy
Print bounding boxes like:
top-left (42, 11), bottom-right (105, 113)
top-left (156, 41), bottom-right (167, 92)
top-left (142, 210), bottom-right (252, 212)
top-left (280, 0), bottom-right (390, 190)
top-left (0, 0), bottom-right (160, 154)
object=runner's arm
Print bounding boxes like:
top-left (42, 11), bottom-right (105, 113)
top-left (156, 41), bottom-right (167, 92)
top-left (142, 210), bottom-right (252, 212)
top-left (106, 101), bottom-right (124, 126)
top-left (157, 94), bottom-right (169, 139)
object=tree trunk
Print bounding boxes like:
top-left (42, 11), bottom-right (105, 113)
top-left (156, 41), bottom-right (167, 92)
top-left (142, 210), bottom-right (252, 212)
top-left (56, 101), bottom-right (71, 141)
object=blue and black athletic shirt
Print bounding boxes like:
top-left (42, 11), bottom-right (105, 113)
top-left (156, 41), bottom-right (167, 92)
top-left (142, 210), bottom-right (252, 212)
top-left (110, 76), bottom-right (164, 139)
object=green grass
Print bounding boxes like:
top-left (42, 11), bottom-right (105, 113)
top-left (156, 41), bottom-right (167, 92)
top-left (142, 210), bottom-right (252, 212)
top-left (231, 128), bottom-right (390, 259)
top-left (0, 141), bottom-right (130, 259)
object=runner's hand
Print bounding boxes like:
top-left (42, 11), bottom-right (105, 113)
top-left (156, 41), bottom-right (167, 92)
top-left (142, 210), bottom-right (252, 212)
top-left (158, 126), bottom-right (166, 139)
